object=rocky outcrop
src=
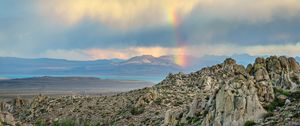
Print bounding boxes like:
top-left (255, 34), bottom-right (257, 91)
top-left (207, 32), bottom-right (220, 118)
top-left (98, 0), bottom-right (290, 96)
top-left (248, 56), bottom-right (300, 90)
top-left (202, 80), bottom-right (266, 126)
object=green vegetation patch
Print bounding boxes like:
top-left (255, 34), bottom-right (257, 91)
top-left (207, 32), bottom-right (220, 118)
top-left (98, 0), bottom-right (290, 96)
top-left (274, 88), bottom-right (291, 97)
top-left (130, 107), bottom-right (145, 115)
top-left (265, 97), bottom-right (285, 112)
top-left (244, 120), bottom-right (256, 126)
top-left (35, 120), bottom-right (101, 126)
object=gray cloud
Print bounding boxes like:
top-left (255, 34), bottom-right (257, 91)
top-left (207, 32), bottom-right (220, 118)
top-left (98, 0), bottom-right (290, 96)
top-left (1, 0), bottom-right (300, 59)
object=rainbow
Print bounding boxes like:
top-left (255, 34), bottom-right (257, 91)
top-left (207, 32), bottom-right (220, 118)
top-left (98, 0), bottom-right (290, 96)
top-left (166, 8), bottom-right (187, 67)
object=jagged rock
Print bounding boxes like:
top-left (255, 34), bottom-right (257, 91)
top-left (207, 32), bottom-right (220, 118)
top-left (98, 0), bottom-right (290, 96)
top-left (234, 65), bottom-right (247, 76)
top-left (279, 56), bottom-right (289, 70)
top-left (13, 97), bottom-right (27, 107)
top-left (187, 98), bottom-right (199, 117)
top-left (254, 68), bottom-right (270, 82)
top-left (248, 56), bottom-right (300, 90)
top-left (266, 56), bottom-right (282, 74)
top-left (202, 80), bottom-right (266, 126)
top-left (288, 57), bottom-right (300, 72)
top-left (277, 71), bottom-right (298, 89)
top-left (0, 102), bottom-right (12, 112)
top-left (255, 81), bottom-right (274, 105)
top-left (163, 108), bottom-right (185, 126)
top-left (253, 57), bottom-right (266, 72)
top-left (246, 64), bottom-right (253, 74)
top-left (224, 58), bottom-right (236, 65)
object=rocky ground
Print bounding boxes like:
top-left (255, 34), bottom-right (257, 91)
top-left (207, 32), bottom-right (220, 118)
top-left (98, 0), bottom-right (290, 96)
top-left (1, 56), bottom-right (300, 126)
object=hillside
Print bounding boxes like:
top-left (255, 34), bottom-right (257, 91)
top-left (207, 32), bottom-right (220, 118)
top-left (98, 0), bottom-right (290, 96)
top-left (1, 56), bottom-right (300, 126)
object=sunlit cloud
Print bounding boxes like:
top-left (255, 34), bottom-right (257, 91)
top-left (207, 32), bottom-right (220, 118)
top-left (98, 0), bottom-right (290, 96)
top-left (243, 43), bottom-right (300, 57)
top-left (38, 0), bottom-right (199, 29)
top-left (40, 46), bottom-right (181, 60)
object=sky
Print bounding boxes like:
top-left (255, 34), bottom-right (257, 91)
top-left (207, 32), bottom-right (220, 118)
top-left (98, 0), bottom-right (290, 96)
top-left (1, 0), bottom-right (300, 62)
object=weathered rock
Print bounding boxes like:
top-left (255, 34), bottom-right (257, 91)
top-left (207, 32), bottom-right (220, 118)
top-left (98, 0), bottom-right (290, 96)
top-left (0, 112), bottom-right (16, 126)
top-left (0, 102), bottom-right (12, 112)
top-left (163, 108), bottom-right (185, 126)
top-left (288, 57), bottom-right (300, 72)
top-left (279, 56), bottom-right (289, 71)
top-left (246, 64), bottom-right (253, 74)
top-left (254, 68), bottom-right (270, 82)
top-left (277, 94), bottom-right (288, 102)
top-left (256, 81), bottom-right (274, 105)
top-left (224, 58), bottom-right (236, 65)
top-left (201, 80), bottom-right (266, 126)
top-left (277, 71), bottom-right (298, 89)
top-left (13, 97), bottom-right (27, 107)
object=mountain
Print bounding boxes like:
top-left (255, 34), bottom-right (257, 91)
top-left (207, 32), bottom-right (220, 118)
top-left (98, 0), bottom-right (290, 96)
top-left (1, 54), bottom-right (298, 77)
top-left (0, 56), bottom-right (180, 76)
top-left (1, 56), bottom-right (300, 125)
top-left (120, 55), bottom-right (177, 67)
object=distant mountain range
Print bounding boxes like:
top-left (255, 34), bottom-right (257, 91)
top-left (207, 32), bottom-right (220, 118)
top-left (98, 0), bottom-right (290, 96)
top-left (0, 55), bottom-right (181, 76)
top-left (0, 54), bottom-right (297, 77)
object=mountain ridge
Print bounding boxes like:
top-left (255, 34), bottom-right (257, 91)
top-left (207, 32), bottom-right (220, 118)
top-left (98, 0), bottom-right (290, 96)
top-left (0, 54), bottom-right (264, 76)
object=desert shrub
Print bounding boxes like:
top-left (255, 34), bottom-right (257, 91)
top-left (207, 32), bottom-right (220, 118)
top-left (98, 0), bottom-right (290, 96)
top-left (52, 120), bottom-right (75, 126)
top-left (265, 97), bottom-right (285, 112)
top-left (290, 91), bottom-right (300, 100)
top-left (274, 88), bottom-right (291, 96)
top-left (155, 111), bottom-right (160, 115)
top-left (244, 120), bottom-right (256, 126)
top-left (35, 121), bottom-right (47, 126)
top-left (263, 112), bottom-right (274, 119)
top-left (293, 112), bottom-right (300, 118)
top-left (186, 117), bottom-right (201, 124)
top-left (174, 101), bottom-right (183, 106)
top-left (130, 107), bottom-right (145, 115)
top-left (153, 98), bottom-right (162, 105)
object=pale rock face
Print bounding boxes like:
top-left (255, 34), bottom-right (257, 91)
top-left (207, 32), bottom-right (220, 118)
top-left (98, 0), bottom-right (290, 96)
top-left (0, 102), bottom-right (13, 112)
top-left (0, 112), bottom-right (16, 126)
top-left (278, 71), bottom-right (298, 90)
top-left (279, 56), bottom-right (289, 70)
top-left (201, 80), bottom-right (266, 126)
top-left (13, 97), bottom-right (27, 107)
top-left (288, 57), bottom-right (300, 72)
top-left (266, 56), bottom-right (282, 74)
top-left (254, 68), bottom-right (270, 82)
top-left (255, 81), bottom-right (275, 105)
top-left (163, 108), bottom-right (185, 126)
top-left (249, 56), bottom-right (300, 90)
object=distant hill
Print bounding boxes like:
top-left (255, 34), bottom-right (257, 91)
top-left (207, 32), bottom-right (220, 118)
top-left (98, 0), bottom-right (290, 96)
top-left (0, 56), bottom-right (181, 76)
top-left (1, 54), bottom-right (294, 77)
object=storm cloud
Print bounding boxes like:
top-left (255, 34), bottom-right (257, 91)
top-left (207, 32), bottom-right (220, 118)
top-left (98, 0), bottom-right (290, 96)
top-left (0, 0), bottom-right (300, 59)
